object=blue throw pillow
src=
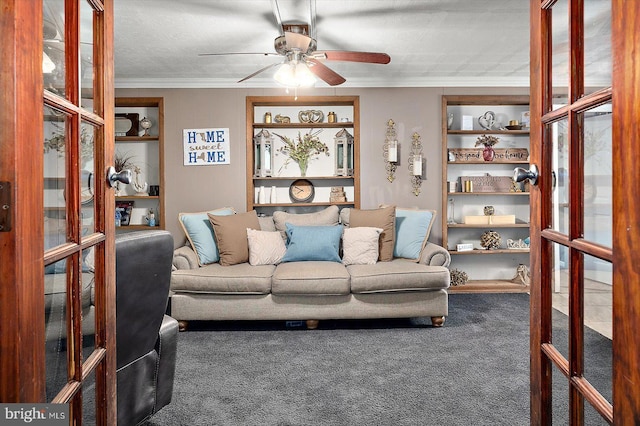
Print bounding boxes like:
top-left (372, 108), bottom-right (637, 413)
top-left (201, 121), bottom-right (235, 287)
top-left (281, 224), bottom-right (342, 263)
top-left (393, 209), bottom-right (436, 260)
top-left (178, 207), bottom-right (235, 265)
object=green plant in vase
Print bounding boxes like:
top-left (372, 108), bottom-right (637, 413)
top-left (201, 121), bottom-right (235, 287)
top-left (274, 130), bottom-right (329, 176)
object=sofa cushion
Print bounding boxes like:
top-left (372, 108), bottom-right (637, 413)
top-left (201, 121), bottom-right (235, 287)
top-left (178, 207), bottom-right (235, 266)
top-left (347, 259), bottom-right (450, 293)
top-left (394, 208), bottom-right (436, 261)
top-left (272, 261), bottom-right (350, 295)
top-left (247, 228), bottom-right (286, 265)
top-left (349, 205), bottom-right (396, 262)
top-left (258, 215), bottom-right (277, 232)
top-left (208, 210), bottom-right (261, 266)
top-left (273, 205), bottom-right (339, 238)
top-left (281, 224), bottom-right (342, 263)
top-left (171, 263), bottom-right (274, 294)
top-left (341, 227), bottom-right (383, 265)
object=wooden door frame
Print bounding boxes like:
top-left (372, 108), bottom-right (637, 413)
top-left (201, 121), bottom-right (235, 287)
top-left (0, 0), bottom-right (117, 422)
top-left (611, 0), bottom-right (640, 421)
top-left (530, 0), bottom-right (640, 423)
top-left (0, 0), bottom-right (46, 401)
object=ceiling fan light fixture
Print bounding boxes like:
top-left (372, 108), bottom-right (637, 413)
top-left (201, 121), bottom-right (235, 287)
top-left (274, 61), bottom-right (316, 88)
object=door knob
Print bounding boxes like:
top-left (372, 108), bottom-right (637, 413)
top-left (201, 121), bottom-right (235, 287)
top-left (513, 164), bottom-right (539, 186)
top-left (107, 166), bottom-right (132, 188)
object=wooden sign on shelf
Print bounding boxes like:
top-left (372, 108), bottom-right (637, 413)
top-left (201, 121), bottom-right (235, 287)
top-left (460, 175), bottom-right (515, 193)
top-left (448, 148), bottom-right (529, 163)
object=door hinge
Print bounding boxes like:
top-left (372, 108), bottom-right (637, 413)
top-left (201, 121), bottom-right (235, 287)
top-left (0, 181), bottom-right (11, 232)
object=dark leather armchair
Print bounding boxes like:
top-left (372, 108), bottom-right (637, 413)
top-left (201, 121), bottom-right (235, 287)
top-left (116, 230), bottom-right (178, 426)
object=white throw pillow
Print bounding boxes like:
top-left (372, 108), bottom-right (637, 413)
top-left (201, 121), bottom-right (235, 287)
top-left (342, 227), bottom-right (383, 265)
top-left (246, 228), bottom-right (286, 265)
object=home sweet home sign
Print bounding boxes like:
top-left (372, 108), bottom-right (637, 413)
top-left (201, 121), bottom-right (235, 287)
top-left (183, 128), bottom-right (230, 166)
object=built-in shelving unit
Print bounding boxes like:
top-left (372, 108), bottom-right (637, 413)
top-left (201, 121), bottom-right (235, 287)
top-left (246, 96), bottom-right (360, 215)
top-left (114, 97), bottom-right (164, 231)
top-left (442, 95), bottom-right (531, 292)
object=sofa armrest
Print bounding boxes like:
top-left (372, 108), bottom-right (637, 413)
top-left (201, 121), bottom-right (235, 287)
top-left (419, 242), bottom-right (451, 267)
top-left (172, 246), bottom-right (200, 270)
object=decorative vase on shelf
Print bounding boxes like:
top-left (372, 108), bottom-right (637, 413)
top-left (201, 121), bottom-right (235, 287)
top-left (270, 186), bottom-right (277, 204)
top-left (297, 159), bottom-right (308, 177)
top-left (258, 186), bottom-right (265, 204)
top-left (482, 146), bottom-right (495, 162)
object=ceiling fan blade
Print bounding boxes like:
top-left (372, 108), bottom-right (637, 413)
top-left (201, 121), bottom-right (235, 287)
top-left (284, 31), bottom-right (313, 52)
top-left (313, 51), bottom-right (391, 64)
top-left (198, 52), bottom-right (279, 57)
top-left (306, 58), bottom-right (346, 86)
top-left (238, 62), bottom-right (281, 83)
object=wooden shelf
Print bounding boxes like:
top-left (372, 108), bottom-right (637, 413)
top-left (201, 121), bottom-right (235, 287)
top-left (253, 176), bottom-right (354, 181)
top-left (115, 195), bottom-right (160, 200)
top-left (448, 160), bottom-right (529, 164)
top-left (115, 97), bottom-right (164, 231)
top-left (448, 191), bottom-right (530, 196)
top-left (247, 96), bottom-right (360, 213)
top-left (447, 130), bottom-right (530, 135)
top-left (448, 222), bottom-right (530, 228)
top-left (442, 94), bottom-right (531, 285)
top-left (449, 249), bottom-right (530, 255)
top-left (253, 122), bottom-right (353, 128)
top-left (255, 201), bottom-right (355, 208)
top-left (448, 280), bottom-right (530, 293)
top-left (115, 135), bottom-right (159, 142)
top-left (116, 224), bottom-right (160, 230)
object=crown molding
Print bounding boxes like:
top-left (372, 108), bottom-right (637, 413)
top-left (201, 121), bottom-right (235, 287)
top-left (114, 75), bottom-right (531, 89)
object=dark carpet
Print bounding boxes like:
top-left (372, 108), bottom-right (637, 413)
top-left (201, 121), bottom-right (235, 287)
top-left (148, 293), bottom-right (611, 426)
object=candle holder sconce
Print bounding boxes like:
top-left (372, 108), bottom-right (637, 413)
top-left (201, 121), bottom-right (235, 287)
top-left (408, 132), bottom-right (424, 196)
top-left (382, 119), bottom-right (398, 182)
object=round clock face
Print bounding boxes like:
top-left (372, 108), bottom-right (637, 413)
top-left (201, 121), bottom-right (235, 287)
top-left (289, 179), bottom-right (315, 203)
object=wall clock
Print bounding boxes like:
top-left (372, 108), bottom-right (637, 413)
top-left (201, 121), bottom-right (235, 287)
top-left (289, 179), bottom-right (315, 203)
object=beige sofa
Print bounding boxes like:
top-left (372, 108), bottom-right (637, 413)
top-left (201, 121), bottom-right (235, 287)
top-left (170, 206), bottom-right (451, 330)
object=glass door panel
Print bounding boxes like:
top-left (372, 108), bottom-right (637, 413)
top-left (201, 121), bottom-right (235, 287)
top-left (44, 259), bottom-right (68, 402)
top-left (80, 121), bottom-right (96, 235)
top-left (583, 106), bottom-right (611, 246)
top-left (583, 253), bottom-right (612, 405)
top-left (79, 0), bottom-right (95, 111)
top-left (584, 2), bottom-right (611, 95)
top-left (43, 0), bottom-right (66, 97)
top-left (551, 242), bottom-right (570, 361)
top-left (551, 0), bottom-right (569, 110)
top-left (550, 119), bottom-right (569, 235)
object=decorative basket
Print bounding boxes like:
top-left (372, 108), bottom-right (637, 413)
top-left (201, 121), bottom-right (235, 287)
top-left (480, 230), bottom-right (501, 250)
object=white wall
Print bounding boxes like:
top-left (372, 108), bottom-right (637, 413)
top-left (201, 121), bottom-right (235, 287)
top-left (115, 86), bottom-right (529, 248)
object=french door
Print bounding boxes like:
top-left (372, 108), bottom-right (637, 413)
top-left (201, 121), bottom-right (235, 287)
top-left (0, 0), bottom-right (116, 424)
top-left (530, 0), bottom-right (640, 424)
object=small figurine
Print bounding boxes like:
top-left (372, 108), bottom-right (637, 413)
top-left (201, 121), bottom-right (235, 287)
top-left (274, 114), bottom-right (290, 124)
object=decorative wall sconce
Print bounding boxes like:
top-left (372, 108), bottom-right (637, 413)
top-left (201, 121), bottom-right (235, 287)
top-left (334, 129), bottom-right (354, 176)
top-left (408, 132), bottom-right (424, 196)
top-left (253, 129), bottom-right (274, 177)
top-left (383, 119), bottom-right (398, 182)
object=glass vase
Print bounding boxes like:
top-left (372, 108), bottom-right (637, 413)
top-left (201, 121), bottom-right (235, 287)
top-left (297, 159), bottom-right (308, 176)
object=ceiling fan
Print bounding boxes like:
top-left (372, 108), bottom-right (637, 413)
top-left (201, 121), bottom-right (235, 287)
top-left (198, 0), bottom-right (390, 87)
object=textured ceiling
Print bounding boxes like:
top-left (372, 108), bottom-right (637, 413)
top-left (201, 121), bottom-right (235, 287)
top-left (114, 0), bottom-right (533, 88)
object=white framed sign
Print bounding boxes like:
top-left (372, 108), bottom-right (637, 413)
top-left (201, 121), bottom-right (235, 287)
top-left (183, 128), bottom-right (230, 166)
